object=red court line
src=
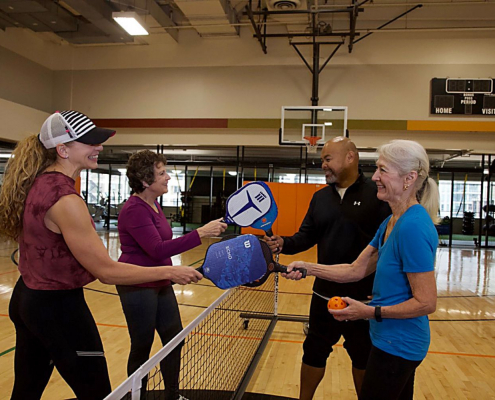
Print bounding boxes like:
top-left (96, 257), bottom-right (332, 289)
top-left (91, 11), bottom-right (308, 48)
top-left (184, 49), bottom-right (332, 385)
top-left (0, 270), bottom-right (18, 276)
top-left (1, 314), bottom-right (495, 360)
top-left (427, 350), bottom-right (495, 359)
top-left (268, 338), bottom-right (495, 359)
top-left (96, 322), bottom-right (128, 329)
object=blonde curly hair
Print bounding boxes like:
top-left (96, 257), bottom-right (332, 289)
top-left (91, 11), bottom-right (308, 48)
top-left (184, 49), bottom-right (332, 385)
top-left (0, 135), bottom-right (57, 240)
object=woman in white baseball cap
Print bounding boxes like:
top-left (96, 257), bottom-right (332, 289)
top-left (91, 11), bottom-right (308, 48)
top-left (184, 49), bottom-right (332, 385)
top-left (0, 111), bottom-right (203, 400)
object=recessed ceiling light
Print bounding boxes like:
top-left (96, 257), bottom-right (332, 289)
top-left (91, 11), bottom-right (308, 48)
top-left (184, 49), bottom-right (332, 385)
top-left (112, 11), bottom-right (149, 36)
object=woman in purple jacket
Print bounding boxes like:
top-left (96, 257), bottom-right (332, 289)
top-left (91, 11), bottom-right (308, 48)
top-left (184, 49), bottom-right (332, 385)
top-left (117, 150), bottom-right (227, 400)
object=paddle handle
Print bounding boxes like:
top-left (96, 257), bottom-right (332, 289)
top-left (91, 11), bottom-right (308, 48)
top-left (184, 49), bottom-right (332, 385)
top-left (171, 266), bottom-right (204, 286)
top-left (275, 263), bottom-right (307, 278)
top-left (264, 228), bottom-right (274, 237)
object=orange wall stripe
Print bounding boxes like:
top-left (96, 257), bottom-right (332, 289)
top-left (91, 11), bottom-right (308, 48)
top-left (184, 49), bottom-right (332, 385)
top-left (408, 120), bottom-right (495, 132)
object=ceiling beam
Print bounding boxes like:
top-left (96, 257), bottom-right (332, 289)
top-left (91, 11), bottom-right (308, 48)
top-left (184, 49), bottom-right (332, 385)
top-left (62, 0), bottom-right (133, 40)
top-left (219, 0), bottom-right (240, 36)
top-left (145, 0), bottom-right (178, 42)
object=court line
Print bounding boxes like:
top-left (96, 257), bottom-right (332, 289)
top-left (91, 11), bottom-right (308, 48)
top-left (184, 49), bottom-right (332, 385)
top-left (85, 287), bottom-right (118, 296)
top-left (0, 269), bottom-right (18, 276)
top-left (0, 347), bottom-right (15, 357)
top-left (430, 319), bottom-right (495, 322)
top-left (96, 322), bottom-right (127, 329)
top-left (276, 290), bottom-right (495, 298)
top-left (3, 259), bottom-right (495, 359)
top-left (83, 287), bottom-right (209, 309)
top-left (1, 316), bottom-right (495, 361)
top-left (267, 338), bottom-right (495, 359)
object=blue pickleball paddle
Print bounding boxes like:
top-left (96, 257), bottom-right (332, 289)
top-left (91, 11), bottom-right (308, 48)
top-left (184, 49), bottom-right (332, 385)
top-left (197, 234), bottom-right (266, 289)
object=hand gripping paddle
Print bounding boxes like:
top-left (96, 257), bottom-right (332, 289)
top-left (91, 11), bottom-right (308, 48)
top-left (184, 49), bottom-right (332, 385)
top-left (194, 234), bottom-right (267, 289)
top-left (242, 237), bottom-right (307, 288)
top-left (217, 234), bottom-right (307, 288)
top-left (177, 234), bottom-right (306, 290)
top-left (223, 181), bottom-right (278, 236)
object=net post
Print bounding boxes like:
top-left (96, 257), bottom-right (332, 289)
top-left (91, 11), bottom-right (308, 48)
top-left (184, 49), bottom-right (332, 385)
top-left (274, 254), bottom-right (279, 317)
top-left (131, 372), bottom-right (143, 400)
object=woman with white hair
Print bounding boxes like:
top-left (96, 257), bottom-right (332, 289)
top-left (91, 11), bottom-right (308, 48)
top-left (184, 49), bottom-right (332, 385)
top-left (285, 139), bottom-right (439, 399)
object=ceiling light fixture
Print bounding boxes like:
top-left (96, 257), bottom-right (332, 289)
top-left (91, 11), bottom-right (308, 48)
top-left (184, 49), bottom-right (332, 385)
top-left (112, 11), bottom-right (149, 36)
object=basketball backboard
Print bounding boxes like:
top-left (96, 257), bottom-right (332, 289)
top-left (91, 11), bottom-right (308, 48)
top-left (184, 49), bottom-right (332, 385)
top-left (279, 106), bottom-right (348, 152)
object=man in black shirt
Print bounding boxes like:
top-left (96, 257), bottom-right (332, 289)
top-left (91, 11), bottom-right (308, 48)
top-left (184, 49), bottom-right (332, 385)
top-left (265, 137), bottom-right (390, 399)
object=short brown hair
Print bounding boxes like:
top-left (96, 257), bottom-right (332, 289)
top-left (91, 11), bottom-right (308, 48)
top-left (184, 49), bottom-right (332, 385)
top-left (126, 150), bottom-right (167, 194)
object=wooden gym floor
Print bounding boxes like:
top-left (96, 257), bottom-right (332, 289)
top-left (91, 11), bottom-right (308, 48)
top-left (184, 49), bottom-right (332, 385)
top-left (1, 232), bottom-right (495, 399)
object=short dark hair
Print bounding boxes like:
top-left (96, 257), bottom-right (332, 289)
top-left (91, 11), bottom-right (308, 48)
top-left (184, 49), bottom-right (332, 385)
top-left (126, 150), bottom-right (167, 194)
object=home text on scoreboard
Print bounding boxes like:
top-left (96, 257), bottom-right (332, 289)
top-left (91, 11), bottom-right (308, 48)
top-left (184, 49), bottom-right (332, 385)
top-left (430, 78), bottom-right (495, 116)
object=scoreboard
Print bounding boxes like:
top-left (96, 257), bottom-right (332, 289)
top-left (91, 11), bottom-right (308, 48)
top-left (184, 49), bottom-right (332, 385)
top-left (430, 78), bottom-right (495, 115)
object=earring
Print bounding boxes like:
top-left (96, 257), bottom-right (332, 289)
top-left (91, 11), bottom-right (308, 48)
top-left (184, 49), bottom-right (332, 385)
top-left (403, 184), bottom-right (409, 191)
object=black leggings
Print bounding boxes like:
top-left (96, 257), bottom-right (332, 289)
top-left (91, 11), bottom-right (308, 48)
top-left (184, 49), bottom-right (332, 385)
top-left (116, 284), bottom-right (183, 400)
top-left (9, 277), bottom-right (111, 400)
top-left (360, 345), bottom-right (423, 400)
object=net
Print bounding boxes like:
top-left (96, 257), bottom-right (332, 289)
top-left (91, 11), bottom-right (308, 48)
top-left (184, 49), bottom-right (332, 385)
top-left (303, 136), bottom-right (322, 154)
top-left (106, 274), bottom-right (276, 400)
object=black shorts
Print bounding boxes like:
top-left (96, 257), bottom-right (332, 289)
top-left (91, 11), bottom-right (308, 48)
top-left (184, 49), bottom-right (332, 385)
top-left (302, 294), bottom-right (371, 370)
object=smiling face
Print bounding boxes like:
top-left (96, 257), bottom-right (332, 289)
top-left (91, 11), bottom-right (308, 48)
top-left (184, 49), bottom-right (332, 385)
top-left (372, 156), bottom-right (406, 204)
top-left (320, 141), bottom-right (349, 185)
top-left (63, 141), bottom-right (103, 170)
top-left (147, 162), bottom-right (171, 196)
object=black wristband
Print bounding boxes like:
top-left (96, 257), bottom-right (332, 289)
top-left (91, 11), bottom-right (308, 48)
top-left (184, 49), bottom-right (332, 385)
top-left (374, 306), bottom-right (382, 322)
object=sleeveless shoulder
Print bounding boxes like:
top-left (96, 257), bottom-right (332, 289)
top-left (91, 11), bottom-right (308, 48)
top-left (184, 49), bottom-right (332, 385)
top-left (29, 172), bottom-right (79, 212)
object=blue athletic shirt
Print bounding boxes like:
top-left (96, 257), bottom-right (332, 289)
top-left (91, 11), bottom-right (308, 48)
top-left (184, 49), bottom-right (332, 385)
top-left (369, 204), bottom-right (438, 361)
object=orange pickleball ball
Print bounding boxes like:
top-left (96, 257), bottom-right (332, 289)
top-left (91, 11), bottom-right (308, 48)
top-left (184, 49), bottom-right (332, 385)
top-left (327, 296), bottom-right (347, 310)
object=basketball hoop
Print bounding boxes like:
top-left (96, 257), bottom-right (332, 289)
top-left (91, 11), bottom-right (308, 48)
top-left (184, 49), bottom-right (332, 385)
top-left (303, 136), bottom-right (321, 154)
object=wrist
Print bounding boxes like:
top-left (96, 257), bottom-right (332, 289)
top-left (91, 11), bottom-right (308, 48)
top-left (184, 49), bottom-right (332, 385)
top-left (303, 262), bottom-right (313, 275)
top-left (162, 265), bottom-right (175, 280)
top-left (374, 305), bottom-right (382, 322)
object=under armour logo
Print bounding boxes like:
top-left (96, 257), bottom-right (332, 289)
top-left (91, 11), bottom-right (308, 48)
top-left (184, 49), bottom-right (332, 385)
top-left (354, 201), bottom-right (361, 206)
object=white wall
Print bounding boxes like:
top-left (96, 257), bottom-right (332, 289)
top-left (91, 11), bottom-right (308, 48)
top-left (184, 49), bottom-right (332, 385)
top-left (51, 63), bottom-right (495, 120)
top-left (1, 27), bottom-right (495, 151)
top-left (0, 46), bottom-right (54, 113)
top-left (3, 27), bottom-right (495, 70)
top-left (0, 98), bottom-right (49, 142)
top-left (0, 44), bottom-right (53, 142)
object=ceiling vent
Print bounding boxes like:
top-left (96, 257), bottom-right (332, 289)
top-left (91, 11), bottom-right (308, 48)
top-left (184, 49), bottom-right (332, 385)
top-left (267, 0), bottom-right (304, 11)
